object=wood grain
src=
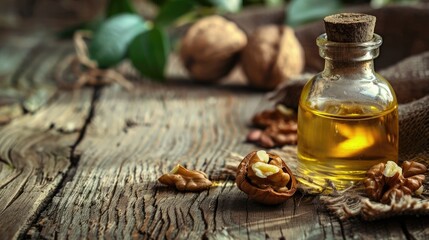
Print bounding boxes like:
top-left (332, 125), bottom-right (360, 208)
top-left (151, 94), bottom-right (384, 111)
top-left (30, 83), bottom-right (265, 239)
top-left (29, 81), bottom-right (411, 239)
top-left (0, 30), bottom-right (93, 239)
top-left (0, 89), bottom-right (92, 239)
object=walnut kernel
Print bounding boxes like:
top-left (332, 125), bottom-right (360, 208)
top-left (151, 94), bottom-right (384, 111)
top-left (158, 164), bottom-right (212, 192)
top-left (364, 162), bottom-right (386, 200)
top-left (364, 161), bottom-right (427, 204)
top-left (236, 151), bottom-right (297, 205)
top-left (241, 25), bottom-right (304, 90)
top-left (256, 149), bottom-right (269, 163)
top-left (383, 160), bottom-right (402, 177)
top-left (251, 162), bottom-right (280, 178)
top-left (402, 161), bottom-right (427, 177)
top-left (180, 15), bottom-right (247, 82)
top-left (415, 186), bottom-right (424, 195)
top-left (247, 106), bottom-right (298, 148)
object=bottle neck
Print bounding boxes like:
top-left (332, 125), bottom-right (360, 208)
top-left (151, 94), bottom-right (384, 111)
top-left (322, 59), bottom-right (375, 78)
top-left (316, 33), bottom-right (382, 79)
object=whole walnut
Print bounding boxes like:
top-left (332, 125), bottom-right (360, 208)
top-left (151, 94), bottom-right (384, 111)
top-left (241, 25), bottom-right (304, 90)
top-left (180, 15), bottom-right (247, 82)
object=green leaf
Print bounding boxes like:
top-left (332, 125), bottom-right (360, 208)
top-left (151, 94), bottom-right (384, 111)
top-left (155, 0), bottom-right (195, 27)
top-left (89, 14), bottom-right (148, 68)
top-left (106, 0), bottom-right (136, 17)
top-left (209, 0), bottom-right (242, 12)
top-left (286, 0), bottom-right (342, 27)
top-left (128, 27), bottom-right (170, 81)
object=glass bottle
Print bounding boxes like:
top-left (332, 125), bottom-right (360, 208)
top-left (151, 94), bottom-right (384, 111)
top-left (297, 33), bottom-right (399, 192)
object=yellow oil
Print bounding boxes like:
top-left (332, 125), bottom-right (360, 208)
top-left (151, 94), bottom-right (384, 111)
top-left (297, 101), bottom-right (398, 192)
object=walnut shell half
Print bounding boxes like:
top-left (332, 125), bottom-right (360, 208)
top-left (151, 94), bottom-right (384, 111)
top-left (236, 151), bottom-right (297, 205)
top-left (180, 15), bottom-right (247, 82)
top-left (241, 25), bottom-right (304, 90)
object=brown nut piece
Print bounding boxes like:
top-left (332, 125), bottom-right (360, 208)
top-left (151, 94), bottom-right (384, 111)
top-left (236, 150), bottom-right (297, 205)
top-left (180, 15), bottom-right (247, 82)
top-left (402, 161), bottom-right (427, 178)
top-left (363, 162), bottom-right (386, 201)
top-left (252, 106), bottom-right (295, 128)
top-left (401, 161), bottom-right (426, 194)
top-left (364, 161), bottom-right (427, 204)
top-left (241, 25), bottom-right (304, 90)
top-left (158, 164), bottom-right (212, 191)
top-left (248, 106), bottom-right (298, 148)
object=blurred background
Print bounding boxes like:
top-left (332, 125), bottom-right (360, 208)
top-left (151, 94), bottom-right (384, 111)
top-left (1, 0), bottom-right (428, 89)
top-left (0, 0), bottom-right (425, 31)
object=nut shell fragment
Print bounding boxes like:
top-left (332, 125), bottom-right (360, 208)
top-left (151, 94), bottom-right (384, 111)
top-left (236, 151), bottom-right (297, 205)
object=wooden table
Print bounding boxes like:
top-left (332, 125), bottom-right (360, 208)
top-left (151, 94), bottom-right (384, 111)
top-left (1, 30), bottom-right (429, 240)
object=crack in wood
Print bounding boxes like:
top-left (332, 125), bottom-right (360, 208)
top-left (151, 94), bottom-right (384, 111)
top-left (338, 219), bottom-right (347, 240)
top-left (315, 204), bottom-right (327, 239)
top-left (21, 87), bottom-right (100, 239)
top-left (1, 168), bottom-right (30, 213)
top-left (198, 193), bottom-right (210, 233)
top-left (0, 168), bottom-right (21, 190)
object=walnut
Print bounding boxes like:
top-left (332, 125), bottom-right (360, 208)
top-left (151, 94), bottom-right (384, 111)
top-left (252, 106), bottom-right (292, 128)
top-left (364, 163), bottom-right (385, 200)
top-left (180, 15), bottom-right (247, 82)
top-left (236, 150), bottom-right (297, 205)
top-left (364, 161), bottom-right (427, 204)
top-left (247, 106), bottom-right (298, 148)
top-left (241, 25), bottom-right (304, 90)
top-left (158, 164), bottom-right (212, 191)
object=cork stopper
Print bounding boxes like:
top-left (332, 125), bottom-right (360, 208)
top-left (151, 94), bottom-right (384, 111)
top-left (324, 13), bottom-right (376, 43)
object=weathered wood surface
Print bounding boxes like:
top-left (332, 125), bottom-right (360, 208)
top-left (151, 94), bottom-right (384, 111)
top-left (0, 30), bottom-right (94, 239)
top-left (1, 31), bottom-right (429, 240)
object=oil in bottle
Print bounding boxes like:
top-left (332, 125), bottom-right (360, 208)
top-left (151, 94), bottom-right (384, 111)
top-left (297, 100), bottom-right (398, 191)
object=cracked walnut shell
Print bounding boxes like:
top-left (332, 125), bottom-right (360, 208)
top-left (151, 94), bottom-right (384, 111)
top-left (236, 151), bottom-right (297, 205)
top-left (180, 15), bottom-right (247, 82)
top-left (158, 164), bottom-right (212, 191)
top-left (241, 25), bottom-right (304, 90)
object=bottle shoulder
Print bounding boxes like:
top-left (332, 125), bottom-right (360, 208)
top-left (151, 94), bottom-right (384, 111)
top-left (300, 72), bottom-right (398, 114)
